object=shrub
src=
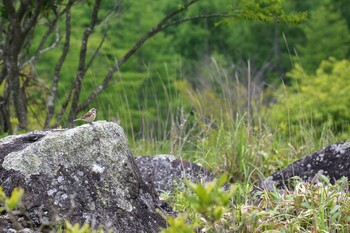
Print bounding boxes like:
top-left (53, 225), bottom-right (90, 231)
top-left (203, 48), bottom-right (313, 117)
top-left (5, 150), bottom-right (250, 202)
top-left (269, 58), bottom-right (350, 136)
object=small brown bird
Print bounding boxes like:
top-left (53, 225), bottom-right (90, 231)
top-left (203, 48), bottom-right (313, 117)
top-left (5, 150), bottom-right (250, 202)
top-left (73, 108), bottom-right (97, 123)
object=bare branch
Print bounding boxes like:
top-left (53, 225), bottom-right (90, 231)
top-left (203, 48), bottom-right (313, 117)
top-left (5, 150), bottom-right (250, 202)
top-left (45, 0), bottom-right (75, 128)
top-left (77, 0), bottom-right (200, 111)
top-left (55, 0), bottom-right (102, 123)
top-left (17, 0), bottom-right (32, 23)
top-left (3, 1), bottom-right (17, 25)
top-left (68, 0), bottom-right (102, 117)
top-left (21, 27), bottom-right (60, 69)
top-left (0, 13), bottom-right (6, 85)
top-left (22, 0), bottom-right (48, 35)
top-left (161, 12), bottom-right (230, 30)
top-left (84, 27), bottom-right (109, 74)
top-left (20, 2), bottom-right (61, 69)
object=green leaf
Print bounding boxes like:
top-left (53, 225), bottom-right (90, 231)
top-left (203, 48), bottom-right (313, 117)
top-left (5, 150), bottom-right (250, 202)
top-left (330, 205), bottom-right (341, 215)
top-left (213, 206), bottom-right (224, 220)
top-left (5, 187), bottom-right (24, 210)
top-left (330, 212), bottom-right (341, 222)
top-left (0, 186), bottom-right (5, 201)
top-left (195, 183), bottom-right (210, 204)
top-left (300, 202), bottom-right (313, 209)
top-left (217, 173), bottom-right (229, 187)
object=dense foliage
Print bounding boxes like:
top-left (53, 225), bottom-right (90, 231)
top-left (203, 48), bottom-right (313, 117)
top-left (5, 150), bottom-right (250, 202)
top-left (163, 176), bottom-right (350, 232)
top-left (0, 0), bottom-right (307, 134)
top-left (0, 0), bottom-right (349, 138)
top-left (1, 0), bottom-right (350, 231)
top-left (269, 58), bottom-right (350, 136)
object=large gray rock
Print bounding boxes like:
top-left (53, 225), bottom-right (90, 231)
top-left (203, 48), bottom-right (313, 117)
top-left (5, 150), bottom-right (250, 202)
top-left (0, 121), bottom-right (167, 232)
top-left (135, 154), bottom-right (216, 194)
top-left (260, 142), bottom-right (350, 190)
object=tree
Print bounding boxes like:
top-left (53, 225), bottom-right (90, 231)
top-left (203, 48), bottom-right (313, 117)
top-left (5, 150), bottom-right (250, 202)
top-left (0, 0), bottom-right (305, 134)
top-left (0, 0), bottom-right (64, 133)
top-left (296, 3), bottom-right (350, 73)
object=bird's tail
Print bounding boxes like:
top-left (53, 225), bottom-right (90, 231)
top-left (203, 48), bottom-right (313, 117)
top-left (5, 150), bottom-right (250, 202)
top-left (73, 118), bottom-right (81, 122)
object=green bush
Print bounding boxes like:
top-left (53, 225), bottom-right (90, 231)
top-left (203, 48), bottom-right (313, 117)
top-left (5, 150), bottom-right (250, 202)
top-left (269, 58), bottom-right (350, 136)
top-left (162, 175), bottom-right (350, 232)
top-left (162, 174), bottom-right (240, 232)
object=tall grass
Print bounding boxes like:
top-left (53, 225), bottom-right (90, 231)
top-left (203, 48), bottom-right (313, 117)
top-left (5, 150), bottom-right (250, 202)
top-left (1, 51), bottom-right (348, 233)
top-left (143, 56), bottom-right (350, 231)
top-left (127, 56), bottom-right (342, 186)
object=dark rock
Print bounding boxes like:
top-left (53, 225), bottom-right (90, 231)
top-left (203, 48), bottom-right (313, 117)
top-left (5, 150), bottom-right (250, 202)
top-left (135, 154), bottom-right (216, 194)
top-left (260, 142), bottom-right (350, 190)
top-left (0, 121), bottom-right (167, 232)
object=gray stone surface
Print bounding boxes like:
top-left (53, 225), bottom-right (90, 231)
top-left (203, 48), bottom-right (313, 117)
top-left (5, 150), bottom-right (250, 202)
top-left (0, 121), bottom-right (166, 232)
top-left (135, 154), bottom-right (216, 194)
top-left (260, 142), bottom-right (350, 190)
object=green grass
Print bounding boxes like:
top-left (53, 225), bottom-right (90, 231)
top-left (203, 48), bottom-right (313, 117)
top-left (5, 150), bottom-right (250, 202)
top-left (129, 57), bottom-right (342, 184)
top-left (128, 58), bottom-right (349, 232)
top-left (161, 175), bottom-right (350, 233)
top-left (2, 57), bottom-right (349, 232)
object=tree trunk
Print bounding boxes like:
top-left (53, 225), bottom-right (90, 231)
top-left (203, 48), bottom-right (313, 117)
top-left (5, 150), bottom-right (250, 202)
top-left (0, 91), bottom-right (12, 134)
top-left (0, 0), bottom-right (49, 133)
top-left (7, 62), bottom-right (27, 130)
top-left (5, 31), bottom-right (28, 130)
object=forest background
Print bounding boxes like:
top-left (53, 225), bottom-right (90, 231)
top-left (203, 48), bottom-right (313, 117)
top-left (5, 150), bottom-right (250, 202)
top-left (1, 0), bottom-right (350, 182)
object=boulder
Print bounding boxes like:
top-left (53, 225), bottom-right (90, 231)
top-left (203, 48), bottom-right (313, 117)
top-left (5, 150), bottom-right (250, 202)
top-left (0, 121), bottom-right (167, 232)
top-left (260, 142), bottom-right (350, 191)
top-left (135, 154), bottom-right (215, 194)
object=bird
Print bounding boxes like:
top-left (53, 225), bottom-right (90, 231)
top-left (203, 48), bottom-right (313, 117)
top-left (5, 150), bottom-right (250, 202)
top-left (73, 108), bottom-right (97, 123)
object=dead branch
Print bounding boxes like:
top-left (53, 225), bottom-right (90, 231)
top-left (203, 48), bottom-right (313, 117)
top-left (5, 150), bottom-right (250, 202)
top-left (45, 0), bottom-right (75, 128)
top-left (77, 0), bottom-right (200, 112)
top-left (66, 0), bottom-right (102, 121)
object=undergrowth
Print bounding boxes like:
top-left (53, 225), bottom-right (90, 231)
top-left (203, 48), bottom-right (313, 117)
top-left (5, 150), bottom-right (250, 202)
top-left (1, 57), bottom-right (349, 232)
top-left (130, 58), bottom-right (348, 232)
top-left (162, 175), bottom-right (350, 233)
top-left (130, 57), bottom-right (341, 184)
